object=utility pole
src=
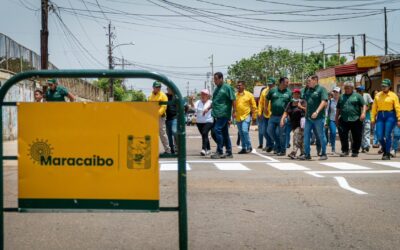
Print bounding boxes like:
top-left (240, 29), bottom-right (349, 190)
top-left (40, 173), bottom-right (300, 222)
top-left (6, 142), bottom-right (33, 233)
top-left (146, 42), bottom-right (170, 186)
top-left (320, 41), bottom-right (326, 69)
top-left (352, 36), bottom-right (356, 60)
top-left (337, 33), bottom-right (341, 64)
top-left (107, 21), bottom-right (115, 102)
top-left (40, 0), bottom-right (49, 69)
top-left (362, 34), bottom-right (366, 56)
top-left (384, 7), bottom-right (388, 55)
top-left (301, 39), bottom-right (304, 83)
top-left (210, 54), bottom-right (214, 92)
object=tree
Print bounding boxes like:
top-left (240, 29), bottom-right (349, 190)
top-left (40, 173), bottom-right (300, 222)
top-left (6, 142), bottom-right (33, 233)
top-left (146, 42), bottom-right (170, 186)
top-left (93, 78), bottom-right (125, 101)
top-left (227, 46), bottom-right (347, 92)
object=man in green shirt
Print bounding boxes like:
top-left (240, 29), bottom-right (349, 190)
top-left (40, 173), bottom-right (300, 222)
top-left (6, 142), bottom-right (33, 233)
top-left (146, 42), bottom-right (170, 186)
top-left (46, 79), bottom-right (75, 102)
top-left (265, 77), bottom-right (292, 156)
top-left (300, 75), bottom-right (328, 160)
top-left (203, 72), bottom-right (236, 159)
top-left (335, 81), bottom-right (366, 157)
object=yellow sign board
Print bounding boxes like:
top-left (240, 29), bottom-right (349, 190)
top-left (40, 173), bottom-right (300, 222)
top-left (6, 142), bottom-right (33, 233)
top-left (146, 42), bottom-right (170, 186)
top-left (357, 56), bottom-right (379, 68)
top-left (18, 102), bottom-right (160, 210)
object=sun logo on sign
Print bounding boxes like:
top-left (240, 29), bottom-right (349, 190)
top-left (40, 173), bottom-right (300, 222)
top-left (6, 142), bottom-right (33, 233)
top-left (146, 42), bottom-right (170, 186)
top-left (28, 139), bottom-right (53, 164)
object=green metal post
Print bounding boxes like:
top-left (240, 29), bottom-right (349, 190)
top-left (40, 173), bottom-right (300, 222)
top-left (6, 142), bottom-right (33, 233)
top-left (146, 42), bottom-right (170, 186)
top-left (0, 69), bottom-right (188, 250)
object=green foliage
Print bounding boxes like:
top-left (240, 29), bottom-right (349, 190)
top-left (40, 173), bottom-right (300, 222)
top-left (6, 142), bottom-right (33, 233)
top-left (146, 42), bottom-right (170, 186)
top-left (227, 46), bottom-right (347, 92)
top-left (93, 78), bottom-right (146, 101)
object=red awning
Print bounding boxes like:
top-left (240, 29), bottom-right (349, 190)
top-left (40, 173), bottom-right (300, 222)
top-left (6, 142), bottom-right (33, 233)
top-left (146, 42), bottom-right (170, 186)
top-left (334, 64), bottom-right (370, 77)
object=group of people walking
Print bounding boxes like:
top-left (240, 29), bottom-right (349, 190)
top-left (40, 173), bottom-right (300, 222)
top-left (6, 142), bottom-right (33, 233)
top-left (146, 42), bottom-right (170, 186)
top-left (151, 72), bottom-right (400, 161)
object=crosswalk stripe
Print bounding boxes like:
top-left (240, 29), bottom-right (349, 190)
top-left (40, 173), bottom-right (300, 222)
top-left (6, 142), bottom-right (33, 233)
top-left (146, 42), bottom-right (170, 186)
top-left (319, 162), bottom-right (370, 170)
top-left (372, 161), bottom-right (400, 169)
top-left (214, 163), bottom-right (250, 171)
top-left (266, 162), bottom-right (310, 170)
top-left (160, 163), bottom-right (191, 171)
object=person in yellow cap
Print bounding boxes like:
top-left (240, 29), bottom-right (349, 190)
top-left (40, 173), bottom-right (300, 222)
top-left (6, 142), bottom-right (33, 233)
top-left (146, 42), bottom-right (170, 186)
top-left (235, 80), bottom-right (257, 154)
top-left (371, 79), bottom-right (400, 160)
top-left (148, 81), bottom-right (171, 155)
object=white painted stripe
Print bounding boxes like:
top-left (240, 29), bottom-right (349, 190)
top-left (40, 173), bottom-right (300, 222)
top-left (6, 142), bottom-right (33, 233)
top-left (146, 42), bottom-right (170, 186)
top-left (305, 170), bottom-right (400, 178)
top-left (319, 162), bottom-right (370, 170)
top-left (372, 161), bottom-right (400, 169)
top-left (160, 160), bottom-right (278, 164)
top-left (267, 162), bottom-right (310, 171)
top-left (160, 163), bottom-right (191, 171)
top-left (251, 150), bottom-right (280, 162)
top-left (334, 176), bottom-right (368, 195)
top-left (214, 163), bottom-right (250, 171)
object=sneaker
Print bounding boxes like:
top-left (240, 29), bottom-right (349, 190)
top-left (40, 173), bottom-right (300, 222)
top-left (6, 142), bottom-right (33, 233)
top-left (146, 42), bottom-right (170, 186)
top-left (351, 153), bottom-right (358, 157)
top-left (382, 154), bottom-right (390, 160)
top-left (246, 148), bottom-right (253, 153)
top-left (211, 153), bottom-right (226, 159)
top-left (266, 147), bottom-right (273, 153)
top-left (257, 145), bottom-right (263, 149)
top-left (200, 149), bottom-right (206, 156)
top-left (361, 148), bottom-right (366, 153)
top-left (378, 149), bottom-right (383, 154)
top-left (238, 149), bottom-right (247, 154)
top-left (340, 152), bottom-right (349, 157)
top-left (298, 155), bottom-right (312, 160)
top-left (277, 152), bottom-right (285, 156)
top-left (319, 154), bottom-right (328, 160)
top-left (372, 144), bottom-right (380, 148)
top-left (365, 147), bottom-right (370, 152)
top-left (225, 152), bottom-right (233, 158)
top-left (288, 152), bottom-right (296, 159)
top-left (205, 150), bottom-right (211, 156)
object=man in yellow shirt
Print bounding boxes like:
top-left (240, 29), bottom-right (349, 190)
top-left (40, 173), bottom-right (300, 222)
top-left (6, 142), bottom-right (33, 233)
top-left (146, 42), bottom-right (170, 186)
top-left (371, 79), bottom-right (400, 160)
top-left (236, 81), bottom-right (257, 154)
top-left (148, 81), bottom-right (171, 155)
top-left (257, 78), bottom-right (275, 152)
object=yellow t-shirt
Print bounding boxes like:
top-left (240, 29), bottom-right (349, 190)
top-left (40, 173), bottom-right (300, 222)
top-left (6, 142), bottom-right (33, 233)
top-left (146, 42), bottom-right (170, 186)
top-left (235, 90), bottom-right (257, 122)
top-left (148, 91), bottom-right (168, 117)
top-left (257, 87), bottom-right (272, 118)
top-left (371, 91), bottom-right (400, 122)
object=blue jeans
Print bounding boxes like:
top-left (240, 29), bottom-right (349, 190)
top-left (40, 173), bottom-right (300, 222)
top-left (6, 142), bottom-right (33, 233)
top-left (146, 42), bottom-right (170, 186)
top-left (257, 116), bottom-right (264, 146)
top-left (237, 115), bottom-right (252, 150)
top-left (392, 126), bottom-right (400, 152)
top-left (286, 119), bottom-right (291, 148)
top-left (267, 115), bottom-right (286, 153)
top-left (262, 116), bottom-right (274, 148)
top-left (166, 118), bottom-right (177, 152)
top-left (328, 120), bottom-right (337, 151)
top-left (213, 117), bottom-right (232, 154)
top-left (373, 125), bottom-right (379, 145)
top-left (375, 111), bottom-right (396, 154)
top-left (304, 118), bottom-right (327, 156)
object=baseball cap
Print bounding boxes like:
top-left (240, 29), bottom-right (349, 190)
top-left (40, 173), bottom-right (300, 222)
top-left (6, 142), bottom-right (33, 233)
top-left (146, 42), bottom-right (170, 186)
top-left (356, 85), bottom-right (365, 91)
top-left (292, 98), bottom-right (300, 102)
top-left (267, 77), bottom-right (276, 85)
top-left (382, 79), bottom-right (391, 87)
top-left (201, 89), bottom-right (210, 95)
top-left (333, 87), bottom-right (341, 92)
top-left (293, 88), bottom-right (301, 94)
top-left (47, 79), bottom-right (57, 84)
top-left (152, 81), bottom-right (162, 88)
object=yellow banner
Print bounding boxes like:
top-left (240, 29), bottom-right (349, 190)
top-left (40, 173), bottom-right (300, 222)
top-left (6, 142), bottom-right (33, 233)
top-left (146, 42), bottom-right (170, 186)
top-left (18, 102), bottom-right (159, 209)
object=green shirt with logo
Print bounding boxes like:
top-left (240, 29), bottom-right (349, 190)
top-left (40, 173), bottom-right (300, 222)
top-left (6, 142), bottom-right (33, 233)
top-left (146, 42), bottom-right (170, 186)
top-left (46, 85), bottom-right (69, 102)
top-left (302, 84), bottom-right (328, 120)
top-left (337, 92), bottom-right (365, 122)
top-left (211, 83), bottom-right (236, 119)
top-left (266, 87), bottom-right (292, 116)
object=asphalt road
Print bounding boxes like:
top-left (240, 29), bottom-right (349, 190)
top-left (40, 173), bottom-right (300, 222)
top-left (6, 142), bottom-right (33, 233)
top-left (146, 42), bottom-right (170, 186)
top-left (4, 126), bottom-right (400, 249)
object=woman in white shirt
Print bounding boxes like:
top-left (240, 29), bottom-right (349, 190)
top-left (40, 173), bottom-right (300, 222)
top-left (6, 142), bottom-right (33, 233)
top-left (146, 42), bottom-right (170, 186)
top-left (190, 89), bottom-right (214, 156)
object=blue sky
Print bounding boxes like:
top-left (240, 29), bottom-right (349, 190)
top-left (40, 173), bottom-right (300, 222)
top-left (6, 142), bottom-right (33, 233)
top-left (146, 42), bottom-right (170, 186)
top-left (2, 0), bottom-right (400, 95)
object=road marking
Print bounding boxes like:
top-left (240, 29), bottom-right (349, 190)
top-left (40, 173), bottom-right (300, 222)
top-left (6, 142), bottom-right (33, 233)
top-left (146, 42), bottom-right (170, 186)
top-left (160, 160), bottom-right (278, 164)
top-left (334, 176), bottom-right (368, 195)
top-left (267, 162), bottom-right (310, 170)
top-left (305, 170), bottom-right (400, 178)
top-left (251, 150), bottom-right (280, 162)
top-left (214, 163), bottom-right (250, 171)
top-left (319, 162), bottom-right (370, 170)
top-left (160, 163), bottom-right (191, 171)
top-left (372, 161), bottom-right (400, 169)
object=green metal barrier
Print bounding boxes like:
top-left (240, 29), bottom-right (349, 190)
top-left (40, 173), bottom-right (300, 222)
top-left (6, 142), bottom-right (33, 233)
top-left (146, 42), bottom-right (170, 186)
top-left (0, 70), bottom-right (188, 250)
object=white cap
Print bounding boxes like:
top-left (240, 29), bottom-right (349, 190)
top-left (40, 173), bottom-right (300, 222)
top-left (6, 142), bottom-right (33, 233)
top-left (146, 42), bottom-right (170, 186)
top-left (333, 87), bottom-right (341, 92)
top-left (201, 89), bottom-right (210, 95)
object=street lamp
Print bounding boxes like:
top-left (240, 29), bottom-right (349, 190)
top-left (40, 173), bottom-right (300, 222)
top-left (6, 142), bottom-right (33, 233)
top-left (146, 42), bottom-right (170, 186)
top-left (320, 41), bottom-right (326, 69)
top-left (108, 42), bottom-right (135, 102)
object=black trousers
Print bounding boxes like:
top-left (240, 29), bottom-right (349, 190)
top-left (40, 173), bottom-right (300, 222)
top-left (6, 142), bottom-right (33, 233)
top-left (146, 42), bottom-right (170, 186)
top-left (338, 119), bottom-right (363, 154)
top-left (197, 123), bottom-right (214, 151)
